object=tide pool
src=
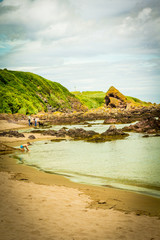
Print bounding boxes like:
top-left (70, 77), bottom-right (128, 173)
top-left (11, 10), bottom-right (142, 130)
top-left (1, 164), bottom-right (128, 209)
top-left (16, 122), bottom-right (160, 197)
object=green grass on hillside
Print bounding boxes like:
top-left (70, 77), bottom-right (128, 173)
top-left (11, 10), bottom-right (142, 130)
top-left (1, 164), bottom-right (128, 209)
top-left (0, 68), bottom-right (153, 115)
top-left (72, 91), bottom-right (105, 109)
top-left (126, 96), bottom-right (152, 106)
top-left (0, 69), bottom-right (77, 114)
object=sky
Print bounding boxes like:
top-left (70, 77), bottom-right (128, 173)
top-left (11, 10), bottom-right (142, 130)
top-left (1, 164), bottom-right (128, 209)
top-left (0, 0), bottom-right (160, 103)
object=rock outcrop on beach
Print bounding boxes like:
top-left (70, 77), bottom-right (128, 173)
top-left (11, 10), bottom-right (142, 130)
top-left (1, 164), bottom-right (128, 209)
top-left (67, 128), bottom-right (98, 140)
top-left (105, 86), bottom-right (127, 109)
top-left (122, 117), bottom-right (160, 133)
top-left (28, 135), bottom-right (36, 139)
top-left (37, 126), bottom-right (129, 142)
top-left (104, 86), bottom-right (156, 111)
top-left (102, 125), bottom-right (127, 136)
top-left (0, 130), bottom-right (25, 138)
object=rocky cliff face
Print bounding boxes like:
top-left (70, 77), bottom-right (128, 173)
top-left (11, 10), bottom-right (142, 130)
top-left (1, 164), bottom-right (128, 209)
top-left (105, 86), bottom-right (127, 109)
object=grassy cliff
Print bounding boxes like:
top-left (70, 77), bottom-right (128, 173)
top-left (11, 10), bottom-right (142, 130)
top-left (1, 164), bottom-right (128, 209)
top-left (0, 69), bottom-right (84, 114)
top-left (72, 91), bottom-right (105, 109)
top-left (0, 68), bottom-right (154, 115)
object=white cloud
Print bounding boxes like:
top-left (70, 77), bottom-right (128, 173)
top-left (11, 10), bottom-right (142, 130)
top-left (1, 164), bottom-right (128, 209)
top-left (0, 0), bottom-right (160, 103)
top-left (137, 8), bottom-right (152, 21)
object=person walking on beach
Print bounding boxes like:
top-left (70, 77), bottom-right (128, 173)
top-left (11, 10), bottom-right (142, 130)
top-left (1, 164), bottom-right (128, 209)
top-left (28, 115), bottom-right (31, 126)
top-left (34, 117), bottom-right (38, 127)
top-left (20, 142), bottom-right (32, 152)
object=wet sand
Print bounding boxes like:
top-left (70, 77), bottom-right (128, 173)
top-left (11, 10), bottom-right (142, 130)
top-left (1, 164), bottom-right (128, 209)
top-left (0, 120), bottom-right (160, 239)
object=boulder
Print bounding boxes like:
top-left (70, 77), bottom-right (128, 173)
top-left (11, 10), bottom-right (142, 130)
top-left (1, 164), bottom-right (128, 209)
top-left (55, 128), bottom-right (67, 137)
top-left (42, 130), bottom-right (57, 136)
top-left (122, 117), bottom-right (160, 133)
top-left (41, 128), bottom-right (67, 137)
top-left (28, 135), bottom-right (36, 139)
top-left (105, 86), bottom-right (127, 109)
top-left (67, 128), bottom-right (98, 139)
top-left (0, 130), bottom-right (25, 138)
top-left (102, 125), bottom-right (127, 136)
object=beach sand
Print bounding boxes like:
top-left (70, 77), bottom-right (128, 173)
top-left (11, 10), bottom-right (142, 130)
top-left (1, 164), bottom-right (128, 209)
top-left (0, 120), bottom-right (27, 131)
top-left (0, 171), bottom-right (160, 240)
top-left (0, 120), bottom-right (160, 239)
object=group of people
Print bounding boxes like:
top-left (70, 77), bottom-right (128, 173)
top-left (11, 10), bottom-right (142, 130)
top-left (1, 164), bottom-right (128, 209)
top-left (28, 116), bottom-right (39, 127)
top-left (22, 115), bottom-right (40, 152)
top-left (19, 115), bottom-right (37, 152)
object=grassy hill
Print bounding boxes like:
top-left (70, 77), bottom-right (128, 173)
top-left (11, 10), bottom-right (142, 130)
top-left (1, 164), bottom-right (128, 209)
top-left (0, 69), bottom-right (153, 115)
top-left (126, 96), bottom-right (152, 107)
top-left (72, 91), bottom-right (105, 109)
top-left (73, 88), bottom-right (153, 109)
top-left (0, 69), bottom-right (85, 114)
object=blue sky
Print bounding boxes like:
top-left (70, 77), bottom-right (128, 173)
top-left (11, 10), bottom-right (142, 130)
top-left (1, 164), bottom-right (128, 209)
top-left (0, 0), bottom-right (160, 103)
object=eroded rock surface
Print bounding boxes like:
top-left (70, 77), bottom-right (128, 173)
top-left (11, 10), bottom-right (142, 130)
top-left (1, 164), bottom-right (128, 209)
top-left (0, 130), bottom-right (25, 138)
top-left (122, 117), bottom-right (160, 133)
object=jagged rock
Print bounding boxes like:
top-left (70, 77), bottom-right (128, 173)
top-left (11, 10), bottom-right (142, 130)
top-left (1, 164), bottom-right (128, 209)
top-left (67, 128), bottom-right (98, 139)
top-left (103, 118), bottom-right (117, 124)
top-left (103, 116), bottom-right (136, 124)
top-left (104, 95), bottom-right (110, 106)
top-left (38, 125), bottom-right (129, 142)
top-left (143, 134), bottom-right (160, 138)
top-left (55, 128), bottom-right (67, 137)
top-left (0, 130), bottom-right (25, 138)
top-left (42, 130), bottom-right (57, 136)
top-left (102, 125), bottom-right (127, 136)
top-left (105, 86), bottom-right (127, 109)
top-left (28, 135), bottom-right (36, 139)
top-left (41, 128), bottom-right (67, 137)
top-left (122, 117), bottom-right (160, 133)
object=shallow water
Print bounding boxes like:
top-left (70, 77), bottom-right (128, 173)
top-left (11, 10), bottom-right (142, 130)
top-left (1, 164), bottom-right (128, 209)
top-left (16, 122), bottom-right (160, 197)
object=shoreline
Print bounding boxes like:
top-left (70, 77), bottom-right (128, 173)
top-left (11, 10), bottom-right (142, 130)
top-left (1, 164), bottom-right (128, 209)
top-left (1, 148), bottom-right (160, 217)
top-left (1, 120), bottom-right (160, 239)
top-left (0, 120), bottom-right (160, 217)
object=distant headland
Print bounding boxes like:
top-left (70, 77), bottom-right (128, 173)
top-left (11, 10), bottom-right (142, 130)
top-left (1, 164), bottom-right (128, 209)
top-left (0, 68), bottom-right (159, 116)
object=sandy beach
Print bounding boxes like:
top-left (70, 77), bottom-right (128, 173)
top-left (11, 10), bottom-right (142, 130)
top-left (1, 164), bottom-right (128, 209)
top-left (0, 119), bottom-right (160, 240)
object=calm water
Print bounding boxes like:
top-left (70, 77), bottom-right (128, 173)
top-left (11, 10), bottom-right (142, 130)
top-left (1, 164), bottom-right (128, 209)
top-left (16, 122), bottom-right (160, 197)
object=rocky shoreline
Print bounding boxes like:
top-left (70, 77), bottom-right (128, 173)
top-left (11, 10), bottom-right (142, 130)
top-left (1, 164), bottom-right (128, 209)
top-left (0, 105), bottom-right (160, 144)
top-left (0, 105), bottom-right (159, 125)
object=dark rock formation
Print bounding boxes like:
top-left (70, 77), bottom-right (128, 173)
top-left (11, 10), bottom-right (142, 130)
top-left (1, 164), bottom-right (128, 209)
top-left (42, 130), bottom-right (58, 136)
top-left (122, 117), bottom-right (160, 133)
top-left (67, 128), bottom-right (98, 139)
top-left (42, 128), bottom-right (67, 137)
top-left (102, 125), bottom-right (127, 136)
top-left (66, 126), bottom-right (128, 142)
top-left (0, 130), bottom-right (25, 138)
top-left (142, 134), bottom-right (160, 138)
top-left (28, 135), bottom-right (36, 139)
top-left (105, 95), bottom-right (110, 106)
top-left (56, 128), bottom-right (68, 137)
top-left (105, 86), bottom-right (127, 109)
top-left (37, 126), bottom-right (128, 142)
